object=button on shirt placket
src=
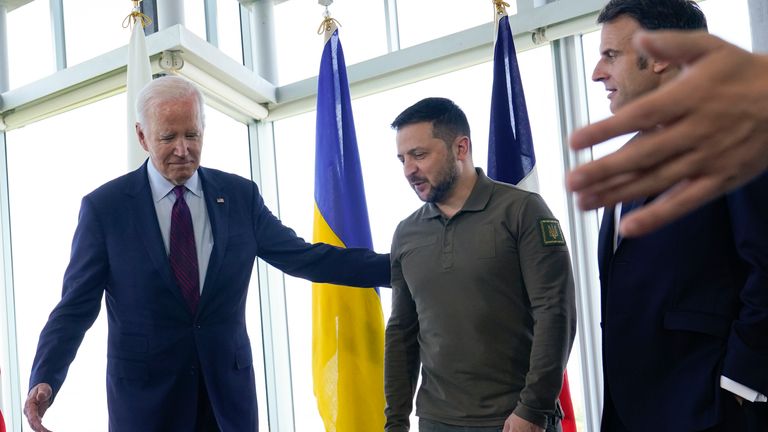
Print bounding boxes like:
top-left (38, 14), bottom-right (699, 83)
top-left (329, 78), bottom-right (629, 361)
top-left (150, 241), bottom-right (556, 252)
top-left (441, 218), bottom-right (454, 270)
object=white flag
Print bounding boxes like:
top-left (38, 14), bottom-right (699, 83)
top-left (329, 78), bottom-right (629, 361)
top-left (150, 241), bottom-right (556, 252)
top-left (127, 21), bottom-right (152, 170)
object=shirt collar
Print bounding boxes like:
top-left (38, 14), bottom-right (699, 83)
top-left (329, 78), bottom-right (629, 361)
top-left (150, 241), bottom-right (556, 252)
top-left (420, 167), bottom-right (493, 219)
top-left (146, 160), bottom-right (202, 202)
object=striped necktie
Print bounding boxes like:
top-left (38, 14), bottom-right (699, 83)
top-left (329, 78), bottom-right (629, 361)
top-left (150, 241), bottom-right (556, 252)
top-left (170, 185), bottom-right (200, 313)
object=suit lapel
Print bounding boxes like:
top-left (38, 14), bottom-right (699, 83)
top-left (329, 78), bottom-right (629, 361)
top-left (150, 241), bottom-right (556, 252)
top-left (614, 197), bottom-right (650, 251)
top-left (597, 205), bottom-right (617, 320)
top-left (597, 205), bottom-right (614, 276)
top-left (615, 201), bottom-right (633, 251)
top-left (126, 163), bottom-right (185, 304)
top-left (197, 168), bottom-right (229, 309)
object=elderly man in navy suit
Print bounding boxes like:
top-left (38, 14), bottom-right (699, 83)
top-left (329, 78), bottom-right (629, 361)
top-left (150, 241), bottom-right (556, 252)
top-left (592, 1), bottom-right (768, 431)
top-left (23, 76), bottom-right (390, 432)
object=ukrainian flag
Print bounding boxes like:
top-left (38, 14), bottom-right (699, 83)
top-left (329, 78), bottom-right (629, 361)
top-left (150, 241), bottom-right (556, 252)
top-left (312, 28), bottom-right (385, 431)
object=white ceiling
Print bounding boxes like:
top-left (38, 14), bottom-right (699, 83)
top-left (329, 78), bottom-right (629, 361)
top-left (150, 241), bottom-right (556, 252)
top-left (0, 0), bottom-right (34, 13)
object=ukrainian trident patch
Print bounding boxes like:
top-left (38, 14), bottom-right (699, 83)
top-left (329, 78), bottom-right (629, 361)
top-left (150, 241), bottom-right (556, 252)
top-left (539, 218), bottom-right (566, 246)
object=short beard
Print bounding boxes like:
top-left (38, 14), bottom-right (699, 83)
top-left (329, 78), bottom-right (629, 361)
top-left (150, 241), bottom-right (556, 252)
top-left (425, 158), bottom-right (458, 204)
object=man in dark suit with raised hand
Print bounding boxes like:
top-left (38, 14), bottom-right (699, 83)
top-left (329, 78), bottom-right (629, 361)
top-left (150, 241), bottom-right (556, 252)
top-left (591, 1), bottom-right (768, 430)
top-left (23, 75), bottom-right (390, 432)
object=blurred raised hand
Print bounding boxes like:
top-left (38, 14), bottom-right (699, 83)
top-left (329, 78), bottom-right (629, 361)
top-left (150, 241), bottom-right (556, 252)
top-left (568, 31), bottom-right (768, 237)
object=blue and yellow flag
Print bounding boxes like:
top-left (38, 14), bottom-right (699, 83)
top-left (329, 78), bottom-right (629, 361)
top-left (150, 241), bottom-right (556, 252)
top-left (312, 27), bottom-right (386, 431)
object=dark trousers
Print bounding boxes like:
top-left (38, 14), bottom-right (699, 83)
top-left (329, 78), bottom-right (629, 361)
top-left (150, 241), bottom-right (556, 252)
top-left (195, 375), bottom-right (220, 432)
top-left (419, 415), bottom-right (562, 432)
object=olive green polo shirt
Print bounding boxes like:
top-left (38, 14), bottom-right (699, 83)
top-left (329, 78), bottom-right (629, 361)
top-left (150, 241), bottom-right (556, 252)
top-left (384, 169), bottom-right (576, 430)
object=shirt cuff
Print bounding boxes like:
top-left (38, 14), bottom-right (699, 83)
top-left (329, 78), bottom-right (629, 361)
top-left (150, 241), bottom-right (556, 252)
top-left (721, 376), bottom-right (768, 402)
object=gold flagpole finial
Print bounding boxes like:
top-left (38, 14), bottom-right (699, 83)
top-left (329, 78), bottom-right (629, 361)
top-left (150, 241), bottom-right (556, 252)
top-left (317, 14), bottom-right (342, 36)
top-left (123, 0), bottom-right (153, 29)
top-left (317, 1), bottom-right (341, 42)
top-left (493, 0), bottom-right (510, 16)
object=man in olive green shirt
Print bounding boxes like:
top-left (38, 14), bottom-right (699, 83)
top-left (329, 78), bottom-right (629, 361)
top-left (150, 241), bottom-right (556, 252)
top-left (385, 97), bottom-right (576, 432)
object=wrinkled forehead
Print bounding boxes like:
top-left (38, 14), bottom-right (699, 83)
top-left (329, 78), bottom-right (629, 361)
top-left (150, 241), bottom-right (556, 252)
top-left (149, 97), bottom-right (203, 124)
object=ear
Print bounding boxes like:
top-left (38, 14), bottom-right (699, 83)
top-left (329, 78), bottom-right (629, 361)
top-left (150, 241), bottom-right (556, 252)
top-left (455, 136), bottom-right (471, 161)
top-left (652, 60), bottom-right (671, 74)
top-left (135, 123), bottom-right (149, 151)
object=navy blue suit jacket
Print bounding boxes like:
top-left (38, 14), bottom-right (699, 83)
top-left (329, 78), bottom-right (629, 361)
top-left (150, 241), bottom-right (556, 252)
top-left (598, 172), bottom-right (768, 431)
top-left (29, 162), bottom-right (390, 431)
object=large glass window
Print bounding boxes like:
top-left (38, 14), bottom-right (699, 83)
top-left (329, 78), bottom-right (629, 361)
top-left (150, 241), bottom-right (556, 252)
top-left (396, 0), bottom-right (496, 49)
top-left (699, 0), bottom-right (752, 50)
top-left (6, 0), bottom-right (55, 89)
top-left (273, 41), bottom-right (581, 431)
top-left (7, 94), bottom-right (128, 432)
top-left (185, 0), bottom-right (208, 43)
top-left (178, 0), bottom-right (246, 65)
top-left (200, 106), bottom-right (252, 175)
top-left (62, 0), bottom-right (133, 68)
top-left (273, 0), bottom-right (389, 85)
top-left (217, 0), bottom-right (244, 65)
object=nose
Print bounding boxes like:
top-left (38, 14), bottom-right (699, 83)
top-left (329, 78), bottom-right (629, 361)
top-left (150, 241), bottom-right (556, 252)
top-left (592, 61), bottom-right (606, 83)
top-left (173, 139), bottom-right (189, 157)
top-left (403, 157), bottom-right (417, 178)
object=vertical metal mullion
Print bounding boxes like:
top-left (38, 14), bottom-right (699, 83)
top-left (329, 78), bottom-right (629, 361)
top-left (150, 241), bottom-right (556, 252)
top-left (1, 6), bottom-right (20, 432)
top-left (0, 130), bottom-right (22, 432)
top-left (239, 3), bottom-right (251, 68)
top-left (245, 0), bottom-right (277, 83)
top-left (204, 0), bottom-right (219, 47)
top-left (49, 0), bottom-right (67, 70)
top-left (240, 1), bottom-right (261, 73)
top-left (241, 1), bottom-right (293, 429)
top-left (383, 0), bottom-right (400, 53)
top-left (748, 0), bottom-right (768, 53)
top-left (551, 36), bottom-right (603, 432)
top-left (249, 120), bottom-right (295, 432)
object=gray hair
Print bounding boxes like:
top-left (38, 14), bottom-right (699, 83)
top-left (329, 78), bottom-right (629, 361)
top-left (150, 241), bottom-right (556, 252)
top-left (135, 75), bottom-right (206, 128)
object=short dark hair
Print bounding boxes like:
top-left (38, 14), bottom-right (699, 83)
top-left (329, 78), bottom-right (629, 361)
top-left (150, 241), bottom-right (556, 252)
top-left (597, 0), bottom-right (708, 31)
top-left (391, 97), bottom-right (471, 146)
